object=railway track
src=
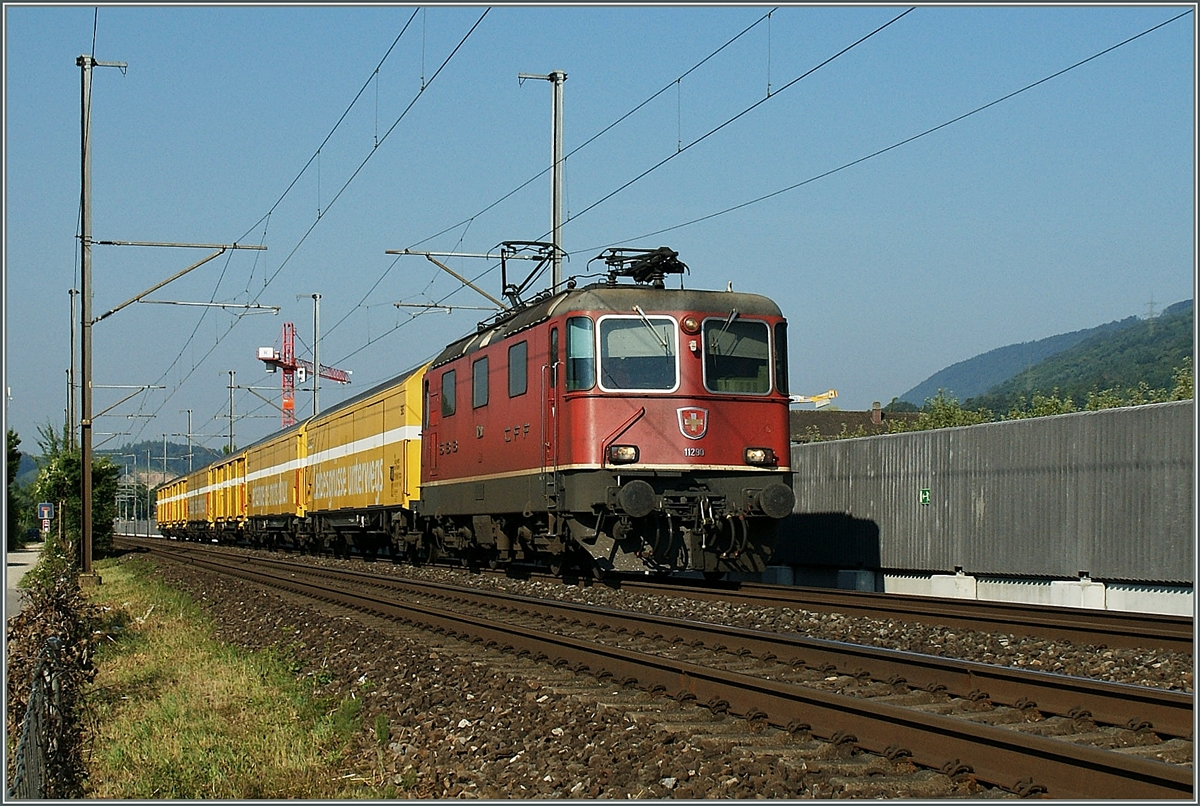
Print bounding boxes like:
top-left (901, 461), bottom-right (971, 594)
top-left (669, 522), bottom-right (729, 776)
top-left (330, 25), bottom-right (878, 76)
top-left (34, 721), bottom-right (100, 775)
top-left (121, 537), bottom-right (1193, 798)
top-left (526, 569), bottom-right (1195, 655)
top-left (117, 533), bottom-right (1194, 655)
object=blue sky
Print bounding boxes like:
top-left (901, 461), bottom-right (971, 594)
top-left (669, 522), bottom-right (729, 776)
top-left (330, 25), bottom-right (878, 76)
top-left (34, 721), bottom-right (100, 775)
top-left (3, 4), bottom-right (1195, 457)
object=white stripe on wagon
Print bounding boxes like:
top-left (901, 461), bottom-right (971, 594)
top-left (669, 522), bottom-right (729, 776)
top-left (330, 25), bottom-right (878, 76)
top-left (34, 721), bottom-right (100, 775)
top-left (159, 426), bottom-right (424, 504)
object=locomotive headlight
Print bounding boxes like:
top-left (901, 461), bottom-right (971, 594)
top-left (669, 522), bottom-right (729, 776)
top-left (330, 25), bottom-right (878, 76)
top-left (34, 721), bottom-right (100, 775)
top-left (681, 316), bottom-right (700, 334)
top-left (744, 447), bottom-right (778, 466)
top-left (608, 445), bottom-right (640, 464)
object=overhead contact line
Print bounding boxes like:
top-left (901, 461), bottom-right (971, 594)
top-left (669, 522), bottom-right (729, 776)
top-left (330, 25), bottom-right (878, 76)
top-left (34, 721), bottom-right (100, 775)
top-left (564, 8), bottom-right (916, 232)
top-left (609, 8), bottom-right (1195, 246)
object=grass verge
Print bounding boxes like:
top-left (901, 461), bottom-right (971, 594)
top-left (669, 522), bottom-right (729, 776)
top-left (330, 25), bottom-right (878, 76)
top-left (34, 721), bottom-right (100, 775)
top-left (82, 553), bottom-right (384, 799)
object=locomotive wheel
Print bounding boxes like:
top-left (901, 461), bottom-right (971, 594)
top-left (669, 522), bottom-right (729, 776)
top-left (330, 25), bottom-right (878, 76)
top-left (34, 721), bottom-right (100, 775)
top-left (580, 554), bottom-right (606, 581)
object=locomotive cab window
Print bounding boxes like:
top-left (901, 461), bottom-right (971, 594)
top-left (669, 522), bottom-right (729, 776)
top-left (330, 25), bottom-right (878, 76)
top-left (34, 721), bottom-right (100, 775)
top-left (473, 356), bottom-right (489, 408)
top-left (441, 370), bottom-right (456, 416)
top-left (508, 340), bottom-right (527, 397)
top-left (703, 317), bottom-right (771, 394)
top-left (774, 321), bottom-right (789, 396)
top-left (566, 316), bottom-right (595, 391)
top-left (598, 315), bottom-right (678, 392)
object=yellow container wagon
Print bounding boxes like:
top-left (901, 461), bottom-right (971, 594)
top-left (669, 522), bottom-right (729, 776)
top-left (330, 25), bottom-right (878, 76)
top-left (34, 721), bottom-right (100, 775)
top-left (155, 475), bottom-right (188, 538)
top-left (209, 450), bottom-right (247, 542)
top-left (244, 421), bottom-right (308, 550)
top-left (184, 465), bottom-right (213, 541)
top-left (302, 363), bottom-right (426, 555)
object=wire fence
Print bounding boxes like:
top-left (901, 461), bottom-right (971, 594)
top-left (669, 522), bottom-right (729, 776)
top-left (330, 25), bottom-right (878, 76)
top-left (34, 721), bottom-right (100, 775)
top-left (6, 637), bottom-right (65, 800)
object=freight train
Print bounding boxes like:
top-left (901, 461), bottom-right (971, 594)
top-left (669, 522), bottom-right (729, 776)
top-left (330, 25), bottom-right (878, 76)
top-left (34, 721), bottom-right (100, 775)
top-left (157, 247), bottom-right (795, 576)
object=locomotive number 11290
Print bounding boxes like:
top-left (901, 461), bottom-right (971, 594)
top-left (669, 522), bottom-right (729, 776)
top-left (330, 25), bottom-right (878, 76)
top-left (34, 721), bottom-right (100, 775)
top-left (684, 447), bottom-right (705, 457)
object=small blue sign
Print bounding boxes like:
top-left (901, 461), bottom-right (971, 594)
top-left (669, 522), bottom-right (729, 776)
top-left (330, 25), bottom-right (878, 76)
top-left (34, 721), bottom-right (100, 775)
top-left (37, 502), bottom-right (54, 520)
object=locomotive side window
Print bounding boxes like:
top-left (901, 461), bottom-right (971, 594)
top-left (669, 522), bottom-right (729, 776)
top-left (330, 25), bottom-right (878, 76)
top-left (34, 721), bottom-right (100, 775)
top-left (508, 340), bottom-right (528, 397)
top-left (774, 321), bottom-right (789, 396)
top-left (598, 315), bottom-right (678, 392)
top-left (703, 318), bottom-right (771, 394)
top-left (566, 316), bottom-right (595, 391)
top-left (441, 370), bottom-right (456, 416)
top-left (549, 327), bottom-right (559, 388)
top-left (473, 356), bottom-right (489, 408)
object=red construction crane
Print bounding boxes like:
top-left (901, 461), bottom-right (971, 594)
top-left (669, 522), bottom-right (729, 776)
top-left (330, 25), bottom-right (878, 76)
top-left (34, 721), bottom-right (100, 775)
top-left (257, 322), bottom-right (351, 427)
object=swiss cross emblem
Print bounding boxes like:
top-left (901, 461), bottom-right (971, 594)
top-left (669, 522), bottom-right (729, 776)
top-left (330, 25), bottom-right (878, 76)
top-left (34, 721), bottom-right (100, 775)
top-left (677, 407), bottom-right (708, 440)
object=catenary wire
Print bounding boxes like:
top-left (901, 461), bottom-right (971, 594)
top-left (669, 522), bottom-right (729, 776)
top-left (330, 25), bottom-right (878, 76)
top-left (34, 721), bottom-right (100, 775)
top-left (129, 11), bottom-right (488, 444)
top-left (403, 8), bottom-right (779, 252)
top-left (593, 8), bottom-right (1195, 249)
top-left (334, 8), bottom-right (1189, 387)
top-left (126, 12), bottom-right (422, 442)
top-left (563, 8), bottom-right (915, 229)
top-left (391, 6), bottom-right (913, 314)
top-left (322, 8), bottom-right (777, 345)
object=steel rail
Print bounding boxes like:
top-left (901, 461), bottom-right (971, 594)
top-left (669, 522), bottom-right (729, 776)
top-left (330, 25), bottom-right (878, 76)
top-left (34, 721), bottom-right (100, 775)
top-left (266, 555), bottom-right (1196, 740)
top-left (121, 538), bottom-right (1193, 738)
top-left (138, 543), bottom-right (1193, 799)
top-left (590, 574), bottom-right (1195, 655)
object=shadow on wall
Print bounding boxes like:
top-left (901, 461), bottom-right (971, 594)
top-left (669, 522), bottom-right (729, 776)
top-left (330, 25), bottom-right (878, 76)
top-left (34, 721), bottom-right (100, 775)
top-left (773, 512), bottom-right (882, 570)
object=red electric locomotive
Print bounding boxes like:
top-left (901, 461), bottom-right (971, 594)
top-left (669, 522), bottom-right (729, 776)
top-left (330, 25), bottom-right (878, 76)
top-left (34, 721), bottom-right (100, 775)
top-left (416, 247), bottom-right (794, 576)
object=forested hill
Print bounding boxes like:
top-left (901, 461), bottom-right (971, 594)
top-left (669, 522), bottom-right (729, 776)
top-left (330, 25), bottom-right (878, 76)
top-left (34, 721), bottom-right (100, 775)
top-left (96, 440), bottom-right (225, 480)
top-left (965, 299), bottom-right (1192, 412)
top-left (899, 314), bottom-right (1142, 406)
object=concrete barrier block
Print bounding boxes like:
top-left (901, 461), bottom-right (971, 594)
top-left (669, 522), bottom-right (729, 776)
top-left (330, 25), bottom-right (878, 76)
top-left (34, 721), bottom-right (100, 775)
top-left (930, 573), bottom-right (978, 600)
top-left (762, 565), bottom-right (795, 586)
top-left (837, 569), bottom-right (879, 592)
top-left (1049, 579), bottom-right (1106, 609)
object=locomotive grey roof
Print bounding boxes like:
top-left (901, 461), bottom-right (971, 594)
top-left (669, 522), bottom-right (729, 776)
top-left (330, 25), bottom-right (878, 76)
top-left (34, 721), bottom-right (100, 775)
top-left (430, 282), bottom-right (784, 369)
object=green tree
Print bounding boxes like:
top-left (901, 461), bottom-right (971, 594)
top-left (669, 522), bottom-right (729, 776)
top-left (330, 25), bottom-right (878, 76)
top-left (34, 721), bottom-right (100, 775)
top-left (7, 429), bottom-right (26, 550)
top-left (1004, 390), bottom-right (1078, 420)
top-left (887, 390), bottom-right (994, 433)
top-left (1170, 356), bottom-right (1193, 401)
top-left (32, 422), bottom-right (119, 561)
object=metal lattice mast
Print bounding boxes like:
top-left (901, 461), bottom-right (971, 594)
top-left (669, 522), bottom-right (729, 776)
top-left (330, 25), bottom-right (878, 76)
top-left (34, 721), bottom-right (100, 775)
top-left (281, 322), bottom-right (296, 427)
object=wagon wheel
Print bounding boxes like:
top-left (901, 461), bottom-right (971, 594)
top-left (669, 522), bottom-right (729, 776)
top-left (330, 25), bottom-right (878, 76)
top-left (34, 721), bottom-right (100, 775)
top-left (422, 539), bottom-right (441, 566)
top-left (579, 553), bottom-right (607, 582)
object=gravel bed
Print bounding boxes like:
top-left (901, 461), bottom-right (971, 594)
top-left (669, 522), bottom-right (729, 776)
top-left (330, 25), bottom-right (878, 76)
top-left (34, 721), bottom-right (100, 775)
top-left (288, 551), bottom-right (1193, 694)
top-left (130, 551), bottom-right (1016, 799)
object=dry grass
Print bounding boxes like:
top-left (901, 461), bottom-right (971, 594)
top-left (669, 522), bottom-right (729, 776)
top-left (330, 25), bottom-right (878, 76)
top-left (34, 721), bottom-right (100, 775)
top-left (82, 554), bottom-right (382, 799)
